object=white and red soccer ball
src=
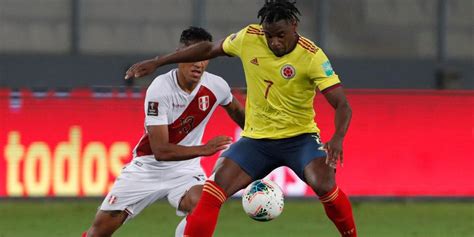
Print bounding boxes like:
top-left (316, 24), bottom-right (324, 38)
top-left (241, 179), bottom-right (284, 222)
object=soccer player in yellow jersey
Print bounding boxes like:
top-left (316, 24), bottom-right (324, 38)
top-left (125, 0), bottom-right (356, 236)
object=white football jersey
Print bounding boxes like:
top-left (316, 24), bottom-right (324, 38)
top-left (132, 69), bottom-right (233, 171)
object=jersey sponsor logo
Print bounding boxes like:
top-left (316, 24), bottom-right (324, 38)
top-left (172, 103), bottom-right (186, 108)
top-left (322, 61), bottom-right (334, 76)
top-left (250, 57), bottom-right (259, 65)
top-left (147, 101), bottom-right (159, 116)
top-left (198, 95), bottom-right (210, 111)
top-left (280, 64), bottom-right (296, 79)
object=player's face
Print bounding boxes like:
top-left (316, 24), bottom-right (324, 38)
top-left (177, 41), bottom-right (210, 83)
top-left (178, 60), bottom-right (209, 83)
top-left (262, 20), bottom-right (298, 57)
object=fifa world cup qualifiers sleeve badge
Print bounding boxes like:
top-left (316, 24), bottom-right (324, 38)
top-left (322, 61), bottom-right (335, 77)
top-left (147, 101), bottom-right (159, 116)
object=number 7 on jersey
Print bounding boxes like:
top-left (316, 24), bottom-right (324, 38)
top-left (263, 80), bottom-right (274, 99)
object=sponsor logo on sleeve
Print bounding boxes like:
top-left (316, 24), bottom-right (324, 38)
top-left (147, 101), bottom-right (159, 116)
top-left (322, 61), bottom-right (334, 76)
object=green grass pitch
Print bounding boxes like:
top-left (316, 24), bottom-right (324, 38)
top-left (0, 199), bottom-right (472, 237)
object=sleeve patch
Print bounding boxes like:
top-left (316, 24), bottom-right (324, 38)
top-left (147, 101), bottom-right (159, 116)
top-left (322, 60), bottom-right (334, 76)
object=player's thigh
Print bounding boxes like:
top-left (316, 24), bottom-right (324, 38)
top-left (88, 210), bottom-right (128, 236)
top-left (100, 160), bottom-right (167, 219)
top-left (213, 157), bottom-right (254, 196)
top-left (217, 137), bottom-right (279, 196)
top-left (167, 172), bottom-right (206, 216)
top-left (178, 184), bottom-right (203, 213)
top-left (304, 157), bottom-right (336, 196)
top-left (282, 134), bottom-right (327, 180)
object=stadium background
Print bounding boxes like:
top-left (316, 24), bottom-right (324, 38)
top-left (0, 0), bottom-right (473, 236)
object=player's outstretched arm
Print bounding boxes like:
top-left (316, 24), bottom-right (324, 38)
top-left (147, 125), bottom-right (232, 161)
top-left (323, 87), bottom-right (352, 168)
top-left (222, 97), bottom-right (245, 129)
top-left (125, 39), bottom-right (227, 79)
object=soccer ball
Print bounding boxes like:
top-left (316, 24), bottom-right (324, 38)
top-left (241, 179), bottom-right (284, 222)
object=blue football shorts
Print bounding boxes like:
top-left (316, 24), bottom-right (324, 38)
top-left (221, 133), bottom-right (327, 181)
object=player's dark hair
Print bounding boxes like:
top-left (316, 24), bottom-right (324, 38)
top-left (180, 26), bottom-right (213, 45)
top-left (257, 0), bottom-right (300, 24)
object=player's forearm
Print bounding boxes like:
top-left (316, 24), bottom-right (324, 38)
top-left (228, 107), bottom-right (245, 129)
top-left (154, 41), bottom-right (216, 67)
top-left (152, 143), bottom-right (206, 161)
top-left (333, 102), bottom-right (352, 138)
top-left (224, 98), bottom-right (245, 129)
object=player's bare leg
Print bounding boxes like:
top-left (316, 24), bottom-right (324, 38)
top-left (175, 185), bottom-right (203, 237)
top-left (184, 157), bottom-right (253, 237)
top-left (213, 158), bottom-right (253, 195)
top-left (304, 158), bottom-right (336, 196)
top-left (85, 210), bottom-right (128, 237)
top-left (178, 185), bottom-right (203, 213)
top-left (304, 158), bottom-right (357, 236)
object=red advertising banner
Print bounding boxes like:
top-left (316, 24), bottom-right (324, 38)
top-left (1, 89), bottom-right (473, 197)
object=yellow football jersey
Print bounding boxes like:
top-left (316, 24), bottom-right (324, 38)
top-left (222, 24), bottom-right (341, 139)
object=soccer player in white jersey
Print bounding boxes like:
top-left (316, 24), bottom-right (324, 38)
top-left (83, 27), bottom-right (245, 237)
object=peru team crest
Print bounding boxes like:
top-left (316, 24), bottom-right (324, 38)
top-left (108, 195), bottom-right (117, 205)
top-left (280, 64), bottom-right (296, 79)
top-left (198, 96), bottom-right (210, 111)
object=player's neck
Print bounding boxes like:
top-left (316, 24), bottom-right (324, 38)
top-left (176, 71), bottom-right (199, 94)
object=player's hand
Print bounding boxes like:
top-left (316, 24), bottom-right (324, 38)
top-left (124, 57), bottom-right (160, 80)
top-left (202, 136), bottom-right (232, 156)
top-left (324, 135), bottom-right (344, 169)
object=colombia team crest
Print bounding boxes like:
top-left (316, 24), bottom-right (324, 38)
top-left (280, 64), bottom-right (296, 79)
top-left (198, 95), bottom-right (210, 111)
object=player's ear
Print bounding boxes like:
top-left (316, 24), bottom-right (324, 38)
top-left (291, 20), bottom-right (298, 31)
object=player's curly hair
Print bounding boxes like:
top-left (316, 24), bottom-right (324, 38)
top-left (180, 26), bottom-right (213, 45)
top-left (257, 0), bottom-right (300, 24)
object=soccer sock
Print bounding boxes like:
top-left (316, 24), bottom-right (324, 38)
top-left (81, 231), bottom-right (87, 237)
top-left (184, 180), bottom-right (227, 237)
top-left (319, 186), bottom-right (357, 236)
top-left (175, 218), bottom-right (186, 237)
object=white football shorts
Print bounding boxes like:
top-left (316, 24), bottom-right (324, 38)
top-left (99, 156), bottom-right (206, 221)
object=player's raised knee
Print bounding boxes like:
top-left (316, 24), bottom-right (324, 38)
top-left (306, 174), bottom-right (335, 196)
